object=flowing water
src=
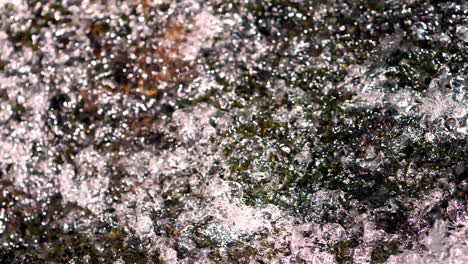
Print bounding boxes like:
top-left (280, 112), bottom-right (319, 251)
top-left (0, 0), bottom-right (466, 263)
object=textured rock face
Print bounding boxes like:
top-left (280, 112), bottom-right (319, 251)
top-left (0, 0), bottom-right (466, 263)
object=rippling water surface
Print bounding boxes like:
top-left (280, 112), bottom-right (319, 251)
top-left (0, 0), bottom-right (466, 263)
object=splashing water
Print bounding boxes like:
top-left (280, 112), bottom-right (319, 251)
top-left (0, 0), bottom-right (466, 263)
